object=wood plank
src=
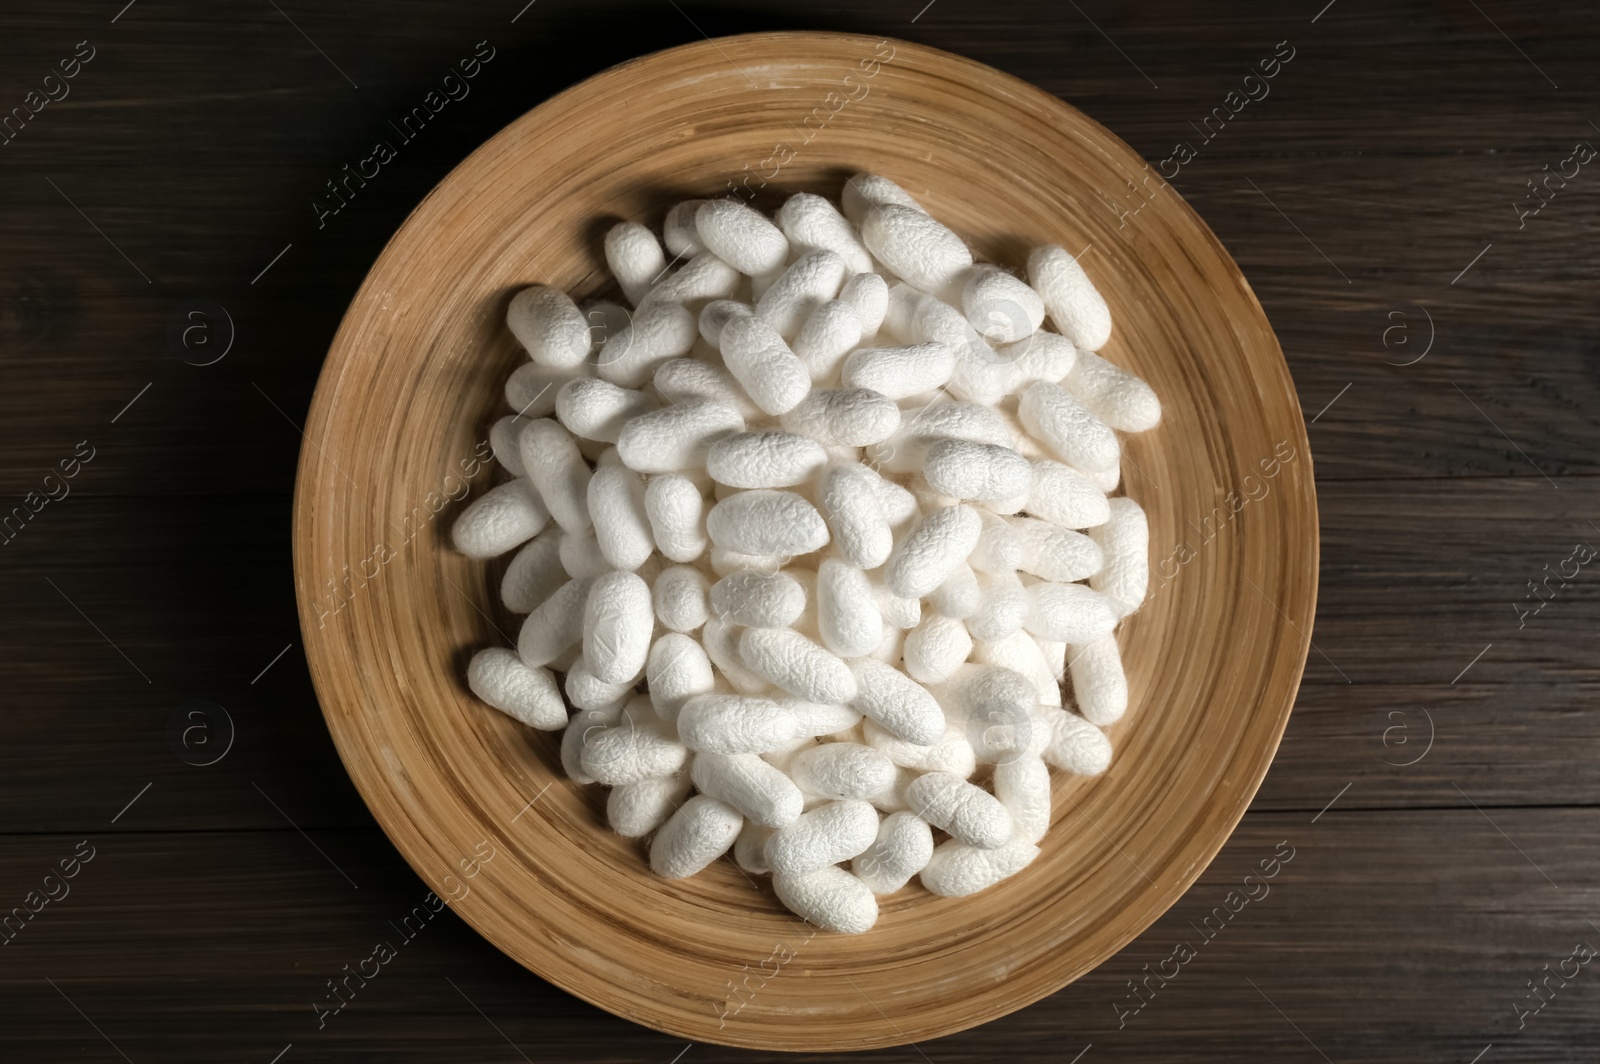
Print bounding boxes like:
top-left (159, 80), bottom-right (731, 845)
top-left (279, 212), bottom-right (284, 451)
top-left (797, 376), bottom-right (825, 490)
top-left (6, 233), bottom-right (1598, 493)
top-left (1308, 477), bottom-right (1600, 686)
top-left (1258, 680), bottom-right (1600, 813)
top-left (1, 476), bottom-right (1596, 831)
top-left (0, 810), bottom-right (1593, 1061)
top-left (1, 2), bottom-right (1592, 170)
top-left (1, 7), bottom-right (1596, 493)
top-left (8, 146), bottom-right (1600, 491)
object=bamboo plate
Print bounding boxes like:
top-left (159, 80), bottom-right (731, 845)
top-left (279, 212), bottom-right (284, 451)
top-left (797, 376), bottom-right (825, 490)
top-left (293, 31), bottom-right (1316, 1053)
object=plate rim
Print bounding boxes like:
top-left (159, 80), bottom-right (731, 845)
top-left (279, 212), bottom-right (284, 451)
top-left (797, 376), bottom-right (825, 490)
top-left (292, 28), bottom-right (1318, 1052)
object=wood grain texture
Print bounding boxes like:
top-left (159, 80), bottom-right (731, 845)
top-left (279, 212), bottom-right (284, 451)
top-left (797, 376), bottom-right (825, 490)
top-left (4, 1), bottom-right (1598, 1060)
top-left (291, 32), bottom-right (1315, 1051)
top-left (3, 812), bottom-right (1595, 1063)
top-left (3, 478), bottom-right (1596, 834)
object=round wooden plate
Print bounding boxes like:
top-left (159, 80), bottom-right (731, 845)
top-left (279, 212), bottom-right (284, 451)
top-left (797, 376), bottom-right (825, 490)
top-left (293, 31), bottom-right (1316, 1053)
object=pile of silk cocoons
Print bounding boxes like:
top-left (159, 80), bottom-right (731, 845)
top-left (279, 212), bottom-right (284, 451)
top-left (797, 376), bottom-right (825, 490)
top-left (453, 173), bottom-right (1159, 934)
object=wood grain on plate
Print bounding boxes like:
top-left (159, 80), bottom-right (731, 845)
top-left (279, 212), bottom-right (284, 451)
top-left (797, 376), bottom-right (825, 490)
top-left (291, 31), bottom-right (1315, 1052)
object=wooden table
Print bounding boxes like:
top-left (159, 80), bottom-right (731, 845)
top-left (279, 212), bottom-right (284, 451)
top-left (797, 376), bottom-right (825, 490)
top-left (3, 2), bottom-right (1594, 1060)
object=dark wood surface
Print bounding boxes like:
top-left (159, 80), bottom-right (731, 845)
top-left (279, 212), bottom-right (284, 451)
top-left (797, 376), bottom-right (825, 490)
top-left (3, 1), bottom-right (1597, 1060)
